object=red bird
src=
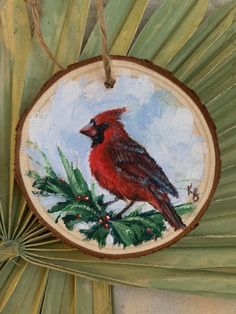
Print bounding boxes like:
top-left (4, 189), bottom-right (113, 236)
top-left (80, 108), bottom-right (186, 230)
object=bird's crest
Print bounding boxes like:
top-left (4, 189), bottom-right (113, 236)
top-left (94, 107), bottom-right (127, 124)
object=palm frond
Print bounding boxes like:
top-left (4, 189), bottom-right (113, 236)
top-left (80, 0), bottom-right (140, 60)
top-left (129, 0), bottom-right (208, 65)
top-left (111, 0), bottom-right (149, 55)
top-left (167, 1), bottom-right (236, 74)
top-left (0, 1), bottom-right (31, 238)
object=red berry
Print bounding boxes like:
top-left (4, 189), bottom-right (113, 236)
top-left (82, 195), bottom-right (89, 201)
top-left (58, 178), bottom-right (65, 182)
top-left (104, 223), bottom-right (109, 229)
top-left (105, 215), bottom-right (110, 221)
top-left (76, 195), bottom-right (81, 200)
top-left (76, 214), bottom-right (81, 219)
top-left (146, 227), bottom-right (152, 233)
top-left (98, 219), bottom-right (103, 224)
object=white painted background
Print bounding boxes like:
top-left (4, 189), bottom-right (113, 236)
top-left (85, 0), bottom-right (236, 313)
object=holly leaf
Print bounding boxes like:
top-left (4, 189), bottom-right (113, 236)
top-left (63, 204), bottom-right (98, 222)
top-left (140, 211), bottom-right (166, 231)
top-left (81, 224), bottom-right (109, 248)
top-left (58, 147), bottom-right (85, 195)
top-left (73, 168), bottom-right (89, 193)
top-left (33, 176), bottom-right (74, 198)
top-left (175, 203), bottom-right (194, 216)
top-left (28, 142), bottom-right (58, 179)
top-left (40, 150), bottom-right (58, 179)
top-left (62, 215), bottom-right (78, 231)
top-left (123, 216), bottom-right (163, 237)
top-left (48, 200), bottom-right (73, 213)
top-left (110, 221), bottom-right (137, 247)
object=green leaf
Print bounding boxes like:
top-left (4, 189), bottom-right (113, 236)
top-left (80, 0), bottom-right (136, 60)
top-left (32, 176), bottom-right (74, 199)
top-left (75, 277), bottom-right (93, 314)
top-left (62, 203), bottom-right (98, 221)
top-left (0, 260), bottom-right (17, 289)
top-left (111, 221), bottom-right (137, 247)
top-left (96, 194), bottom-right (105, 207)
top-left (81, 224), bottom-right (109, 248)
top-left (128, 222), bottom-right (146, 243)
top-left (123, 216), bottom-right (163, 236)
top-left (61, 215), bottom-right (79, 231)
top-left (111, 0), bottom-right (149, 55)
top-left (73, 168), bottom-right (90, 193)
top-left (2, 264), bottom-right (47, 314)
top-left (152, 0), bottom-right (208, 67)
top-left (0, 259), bottom-right (28, 312)
top-left (194, 52), bottom-right (236, 103)
top-left (40, 270), bottom-right (67, 314)
top-left (58, 147), bottom-right (85, 196)
top-left (27, 142), bottom-right (58, 179)
top-left (129, 0), bottom-right (207, 64)
top-left (21, 0), bottom-right (90, 114)
top-left (48, 201), bottom-right (73, 213)
top-left (167, 1), bottom-right (236, 73)
top-left (175, 203), bottom-right (194, 216)
top-left (0, 0), bottom-right (31, 229)
top-left (39, 151), bottom-right (58, 179)
top-left (169, 1), bottom-right (236, 90)
top-left (0, 34), bottom-right (11, 233)
top-left (52, 0), bottom-right (91, 72)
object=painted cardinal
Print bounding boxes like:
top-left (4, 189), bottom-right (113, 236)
top-left (80, 108), bottom-right (186, 230)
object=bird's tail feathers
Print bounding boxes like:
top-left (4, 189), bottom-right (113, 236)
top-left (150, 186), bottom-right (186, 230)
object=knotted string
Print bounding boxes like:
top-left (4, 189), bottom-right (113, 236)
top-left (25, 0), bottom-right (65, 70)
top-left (25, 0), bottom-right (115, 87)
top-left (95, 0), bottom-right (115, 88)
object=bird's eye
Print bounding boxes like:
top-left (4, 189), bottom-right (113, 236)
top-left (98, 122), bottom-right (109, 131)
top-left (90, 119), bottom-right (96, 125)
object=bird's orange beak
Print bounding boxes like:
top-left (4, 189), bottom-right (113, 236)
top-left (80, 122), bottom-right (97, 138)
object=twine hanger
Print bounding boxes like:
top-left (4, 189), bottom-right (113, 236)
top-left (95, 0), bottom-right (115, 88)
top-left (26, 0), bottom-right (115, 88)
top-left (25, 0), bottom-right (64, 70)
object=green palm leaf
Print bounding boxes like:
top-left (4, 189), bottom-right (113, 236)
top-left (0, 0), bottom-right (31, 237)
top-left (129, 0), bottom-right (208, 64)
top-left (80, 0), bottom-right (137, 60)
top-left (167, 1), bottom-right (236, 74)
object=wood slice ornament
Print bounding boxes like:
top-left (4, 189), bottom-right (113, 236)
top-left (15, 56), bottom-right (220, 258)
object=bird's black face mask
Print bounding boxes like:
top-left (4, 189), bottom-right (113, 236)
top-left (80, 119), bottom-right (109, 146)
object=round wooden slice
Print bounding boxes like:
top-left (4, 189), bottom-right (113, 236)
top-left (15, 56), bottom-right (220, 258)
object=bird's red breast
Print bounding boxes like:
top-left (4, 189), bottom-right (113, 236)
top-left (89, 122), bottom-right (141, 200)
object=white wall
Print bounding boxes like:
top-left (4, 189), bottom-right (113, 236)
top-left (113, 285), bottom-right (236, 314)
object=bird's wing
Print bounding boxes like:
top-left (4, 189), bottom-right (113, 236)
top-left (108, 138), bottom-right (179, 197)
